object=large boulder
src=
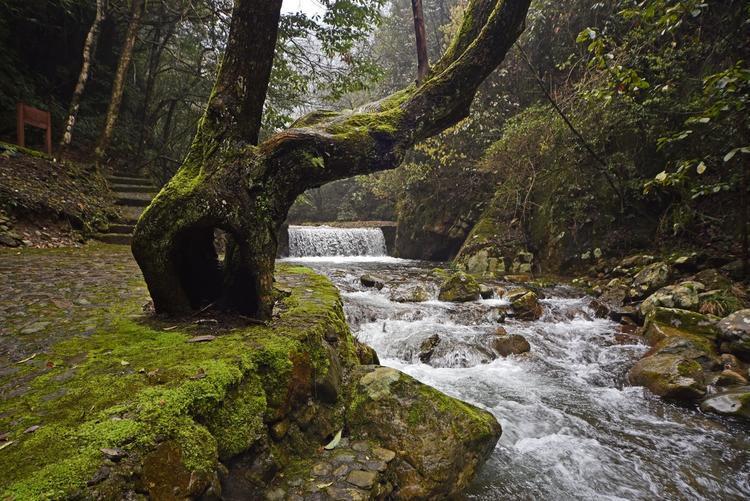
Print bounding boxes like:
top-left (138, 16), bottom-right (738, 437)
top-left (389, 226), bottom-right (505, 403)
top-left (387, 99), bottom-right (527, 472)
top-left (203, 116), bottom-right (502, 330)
top-left (438, 272), bottom-right (481, 302)
top-left (628, 348), bottom-right (706, 401)
top-left (346, 366), bottom-right (501, 499)
top-left (642, 307), bottom-right (720, 346)
top-left (639, 281), bottom-right (704, 317)
top-left (630, 261), bottom-right (671, 298)
top-left (717, 309), bottom-right (750, 361)
top-left (700, 387), bottom-right (750, 419)
top-left (506, 288), bottom-right (543, 320)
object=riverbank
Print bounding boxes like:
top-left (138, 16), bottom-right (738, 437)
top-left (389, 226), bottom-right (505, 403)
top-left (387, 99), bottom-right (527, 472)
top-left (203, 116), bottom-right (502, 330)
top-left (0, 244), bottom-right (500, 499)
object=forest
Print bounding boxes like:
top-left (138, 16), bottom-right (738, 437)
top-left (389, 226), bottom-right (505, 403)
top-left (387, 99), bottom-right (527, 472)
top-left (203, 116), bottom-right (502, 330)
top-left (0, 0), bottom-right (749, 499)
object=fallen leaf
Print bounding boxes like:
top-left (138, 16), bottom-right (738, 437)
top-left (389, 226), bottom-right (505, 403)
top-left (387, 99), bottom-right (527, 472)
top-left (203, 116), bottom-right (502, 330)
top-left (163, 325), bottom-right (179, 331)
top-left (187, 335), bottom-right (216, 343)
top-left (324, 429), bottom-right (343, 450)
top-left (45, 361), bottom-right (55, 368)
top-left (23, 425), bottom-right (40, 434)
top-left (316, 482), bottom-right (334, 489)
top-left (0, 441), bottom-right (13, 451)
top-left (120, 360), bottom-right (130, 366)
top-left (16, 353), bottom-right (37, 364)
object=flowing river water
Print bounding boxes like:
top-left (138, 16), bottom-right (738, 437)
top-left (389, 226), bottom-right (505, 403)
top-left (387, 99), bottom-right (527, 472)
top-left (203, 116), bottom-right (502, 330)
top-left (281, 226), bottom-right (750, 500)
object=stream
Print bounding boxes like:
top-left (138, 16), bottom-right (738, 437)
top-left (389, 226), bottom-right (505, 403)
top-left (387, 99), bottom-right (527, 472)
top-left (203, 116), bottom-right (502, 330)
top-left (280, 226), bottom-right (750, 500)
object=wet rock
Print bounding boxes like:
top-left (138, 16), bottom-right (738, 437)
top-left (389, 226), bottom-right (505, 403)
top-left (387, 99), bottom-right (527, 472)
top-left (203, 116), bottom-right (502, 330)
top-left (100, 447), bottom-right (127, 461)
top-left (717, 309), bottom-right (750, 361)
top-left (372, 447), bottom-right (396, 463)
top-left (506, 288), bottom-right (543, 321)
top-left (700, 387), bottom-right (750, 419)
top-left (418, 334), bottom-right (441, 363)
top-left (360, 274), bottom-right (385, 290)
top-left (354, 341), bottom-right (379, 365)
top-left (714, 369), bottom-right (748, 387)
top-left (720, 353), bottom-right (742, 371)
top-left (588, 298), bottom-right (610, 319)
top-left (628, 351), bottom-right (706, 401)
top-left (642, 307), bottom-right (720, 346)
top-left (640, 281), bottom-right (704, 317)
top-left (491, 333), bottom-right (530, 357)
top-left (390, 284), bottom-right (430, 303)
top-left (346, 366), bottom-right (501, 498)
top-left (0, 233), bottom-right (21, 247)
top-left (630, 262), bottom-right (671, 298)
top-left (479, 284), bottom-right (494, 299)
top-left (438, 272), bottom-right (481, 302)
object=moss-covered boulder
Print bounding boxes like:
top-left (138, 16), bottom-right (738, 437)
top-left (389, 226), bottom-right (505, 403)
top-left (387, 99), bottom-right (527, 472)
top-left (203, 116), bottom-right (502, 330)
top-left (506, 288), bottom-right (543, 320)
top-left (639, 281), bottom-right (704, 317)
top-left (717, 309), bottom-right (750, 361)
top-left (628, 348), bottom-right (706, 401)
top-left (346, 366), bottom-right (501, 499)
top-left (630, 262), bottom-right (671, 298)
top-left (642, 307), bottom-right (720, 346)
top-left (700, 387), bottom-right (750, 420)
top-left (438, 272), bottom-right (481, 302)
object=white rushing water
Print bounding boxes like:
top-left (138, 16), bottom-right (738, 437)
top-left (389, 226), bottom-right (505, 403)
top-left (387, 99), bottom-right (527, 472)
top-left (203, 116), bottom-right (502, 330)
top-left (287, 225), bottom-right (387, 257)
top-left (281, 255), bottom-right (750, 500)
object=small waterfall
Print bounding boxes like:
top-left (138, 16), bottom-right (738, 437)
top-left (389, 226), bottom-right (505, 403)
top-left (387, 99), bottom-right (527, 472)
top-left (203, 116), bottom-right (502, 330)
top-left (288, 225), bottom-right (387, 257)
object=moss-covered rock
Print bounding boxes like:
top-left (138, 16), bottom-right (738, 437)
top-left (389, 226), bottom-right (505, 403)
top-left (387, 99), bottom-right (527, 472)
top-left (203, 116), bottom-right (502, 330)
top-left (438, 272), bottom-right (481, 302)
top-left (630, 262), bottom-right (672, 299)
top-left (643, 307), bottom-right (720, 346)
top-left (346, 366), bottom-right (501, 499)
top-left (628, 350), bottom-right (706, 401)
top-left (640, 281), bottom-right (704, 317)
top-left (506, 288), bottom-right (543, 320)
top-left (717, 309), bottom-right (750, 361)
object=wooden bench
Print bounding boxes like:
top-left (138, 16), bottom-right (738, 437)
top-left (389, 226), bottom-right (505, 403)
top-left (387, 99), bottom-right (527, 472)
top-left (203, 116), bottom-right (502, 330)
top-left (16, 103), bottom-right (52, 155)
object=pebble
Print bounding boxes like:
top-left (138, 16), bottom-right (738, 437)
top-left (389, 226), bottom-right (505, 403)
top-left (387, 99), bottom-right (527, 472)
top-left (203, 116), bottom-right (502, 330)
top-left (346, 470), bottom-right (377, 489)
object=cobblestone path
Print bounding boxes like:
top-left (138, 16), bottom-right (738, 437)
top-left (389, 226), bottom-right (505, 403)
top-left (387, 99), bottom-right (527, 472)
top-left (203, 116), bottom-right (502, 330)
top-left (0, 243), bottom-right (148, 368)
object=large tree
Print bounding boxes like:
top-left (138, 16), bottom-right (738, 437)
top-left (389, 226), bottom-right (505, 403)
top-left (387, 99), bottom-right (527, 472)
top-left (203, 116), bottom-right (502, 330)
top-left (131, 0), bottom-right (532, 319)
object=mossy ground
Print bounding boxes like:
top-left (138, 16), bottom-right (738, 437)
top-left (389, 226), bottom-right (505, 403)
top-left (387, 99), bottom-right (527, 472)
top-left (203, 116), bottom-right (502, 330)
top-left (0, 244), bottom-right (354, 499)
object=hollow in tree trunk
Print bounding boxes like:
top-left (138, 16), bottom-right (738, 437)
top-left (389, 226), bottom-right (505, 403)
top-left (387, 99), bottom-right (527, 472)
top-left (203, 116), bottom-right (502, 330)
top-left (132, 0), bottom-right (532, 319)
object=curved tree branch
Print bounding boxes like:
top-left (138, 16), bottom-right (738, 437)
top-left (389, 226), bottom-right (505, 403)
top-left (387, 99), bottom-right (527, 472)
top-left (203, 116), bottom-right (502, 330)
top-left (132, 0), bottom-right (531, 319)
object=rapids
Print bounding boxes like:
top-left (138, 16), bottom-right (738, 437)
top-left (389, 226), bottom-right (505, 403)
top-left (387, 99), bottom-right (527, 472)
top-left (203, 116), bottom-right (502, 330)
top-left (279, 250), bottom-right (750, 499)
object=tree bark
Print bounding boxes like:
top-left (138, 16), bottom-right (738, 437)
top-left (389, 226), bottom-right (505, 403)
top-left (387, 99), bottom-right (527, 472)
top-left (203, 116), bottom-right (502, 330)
top-left (95, 0), bottom-right (145, 166)
top-left (132, 0), bottom-right (531, 319)
top-left (60, 0), bottom-right (106, 148)
top-left (411, 0), bottom-right (429, 84)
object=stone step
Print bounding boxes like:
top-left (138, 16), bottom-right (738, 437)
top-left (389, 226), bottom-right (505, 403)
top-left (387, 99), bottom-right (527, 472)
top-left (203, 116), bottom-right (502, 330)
top-left (110, 184), bottom-right (156, 194)
top-left (116, 192), bottom-right (154, 207)
top-left (108, 223), bottom-right (135, 234)
top-left (118, 206), bottom-right (145, 223)
top-left (107, 175), bottom-right (152, 187)
top-left (93, 233), bottom-right (132, 245)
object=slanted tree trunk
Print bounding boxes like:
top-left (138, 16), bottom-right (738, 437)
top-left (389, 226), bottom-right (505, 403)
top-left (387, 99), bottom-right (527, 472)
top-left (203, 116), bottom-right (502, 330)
top-left (411, 0), bottom-right (429, 84)
top-left (132, 0), bottom-right (531, 319)
top-left (60, 0), bottom-right (106, 148)
top-left (95, 0), bottom-right (145, 166)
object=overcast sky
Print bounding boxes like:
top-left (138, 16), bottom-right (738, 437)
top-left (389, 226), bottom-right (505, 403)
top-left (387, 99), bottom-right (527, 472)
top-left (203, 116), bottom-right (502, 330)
top-left (281, 0), bottom-right (326, 16)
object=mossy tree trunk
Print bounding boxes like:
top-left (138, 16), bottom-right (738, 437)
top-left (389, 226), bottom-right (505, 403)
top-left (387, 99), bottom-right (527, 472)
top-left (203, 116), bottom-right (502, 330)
top-left (132, 0), bottom-right (532, 319)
